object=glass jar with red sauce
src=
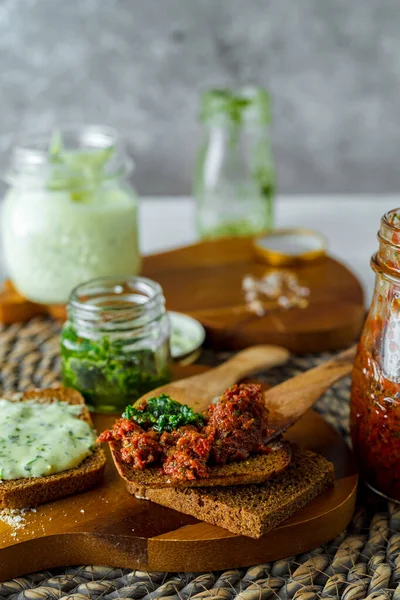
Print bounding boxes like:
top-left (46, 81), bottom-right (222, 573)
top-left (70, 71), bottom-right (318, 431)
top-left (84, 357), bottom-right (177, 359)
top-left (350, 208), bottom-right (400, 501)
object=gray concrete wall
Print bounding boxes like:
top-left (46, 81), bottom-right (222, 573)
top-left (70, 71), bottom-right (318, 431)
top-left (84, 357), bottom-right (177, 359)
top-left (1, 0), bottom-right (400, 195)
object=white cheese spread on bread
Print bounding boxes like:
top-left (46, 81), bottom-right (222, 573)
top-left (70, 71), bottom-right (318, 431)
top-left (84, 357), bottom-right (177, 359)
top-left (0, 399), bottom-right (96, 480)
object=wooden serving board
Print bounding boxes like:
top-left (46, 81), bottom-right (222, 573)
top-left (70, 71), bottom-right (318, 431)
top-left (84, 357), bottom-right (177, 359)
top-left (0, 365), bottom-right (357, 581)
top-left (142, 237), bottom-right (365, 353)
top-left (0, 237), bottom-right (364, 354)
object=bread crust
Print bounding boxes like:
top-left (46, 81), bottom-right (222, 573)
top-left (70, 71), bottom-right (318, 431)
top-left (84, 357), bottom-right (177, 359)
top-left (127, 448), bottom-right (334, 538)
top-left (0, 388), bottom-right (106, 509)
top-left (111, 440), bottom-right (292, 489)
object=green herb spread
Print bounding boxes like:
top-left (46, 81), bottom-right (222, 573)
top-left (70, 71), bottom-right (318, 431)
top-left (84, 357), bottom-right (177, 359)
top-left (61, 324), bottom-right (170, 412)
top-left (0, 399), bottom-right (96, 480)
top-left (123, 393), bottom-right (205, 433)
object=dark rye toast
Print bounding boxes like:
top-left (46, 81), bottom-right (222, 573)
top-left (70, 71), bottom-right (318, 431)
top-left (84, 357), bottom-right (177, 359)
top-left (0, 388), bottom-right (106, 509)
top-left (128, 448), bottom-right (334, 538)
top-left (110, 439), bottom-right (292, 488)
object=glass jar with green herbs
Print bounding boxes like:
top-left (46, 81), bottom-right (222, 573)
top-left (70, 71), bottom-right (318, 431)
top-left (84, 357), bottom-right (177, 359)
top-left (2, 126), bottom-right (140, 304)
top-left (61, 276), bottom-right (171, 413)
top-left (194, 87), bottom-right (275, 239)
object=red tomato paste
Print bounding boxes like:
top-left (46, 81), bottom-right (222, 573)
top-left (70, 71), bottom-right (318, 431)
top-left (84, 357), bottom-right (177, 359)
top-left (99, 383), bottom-right (275, 482)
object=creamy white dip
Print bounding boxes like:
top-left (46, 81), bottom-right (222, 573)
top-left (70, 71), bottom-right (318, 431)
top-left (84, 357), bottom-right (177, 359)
top-left (2, 185), bottom-right (140, 304)
top-left (0, 399), bottom-right (96, 480)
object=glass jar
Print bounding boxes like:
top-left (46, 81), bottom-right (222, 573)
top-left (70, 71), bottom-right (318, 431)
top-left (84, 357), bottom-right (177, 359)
top-left (61, 276), bottom-right (171, 413)
top-left (1, 125), bottom-right (141, 304)
top-left (350, 208), bottom-right (400, 500)
top-left (194, 87), bottom-right (275, 239)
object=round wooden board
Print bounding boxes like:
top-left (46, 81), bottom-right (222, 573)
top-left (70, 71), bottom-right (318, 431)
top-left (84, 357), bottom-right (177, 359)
top-left (142, 236), bottom-right (365, 353)
top-left (0, 366), bottom-right (358, 580)
top-left (0, 237), bottom-right (364, 354)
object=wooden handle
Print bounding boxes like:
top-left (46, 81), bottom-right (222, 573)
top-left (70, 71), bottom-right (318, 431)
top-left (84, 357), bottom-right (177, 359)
top-left (168, 344), bottom-right (290, 410)
top-left (198, 345), bottom-right (290, 393)
top-left (137, 345), bottom-right (290, 410)
top-left (266, 345), bottom-right (357, 432)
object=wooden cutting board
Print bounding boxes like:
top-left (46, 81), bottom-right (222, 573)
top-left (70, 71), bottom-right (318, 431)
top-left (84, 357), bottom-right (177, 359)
top-left (0, 365), bottom-right (358, 581)
top-left (0, 236), bottom-right (364, 354)
top-left (142, 236), bottom-right (365, 353)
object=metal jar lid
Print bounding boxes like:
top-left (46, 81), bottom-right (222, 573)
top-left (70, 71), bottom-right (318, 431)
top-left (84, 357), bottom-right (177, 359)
top-left (252, 228), bottom-right (327, 266)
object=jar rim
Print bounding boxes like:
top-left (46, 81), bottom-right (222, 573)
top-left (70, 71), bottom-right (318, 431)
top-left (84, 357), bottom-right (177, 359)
top-left (382, 208), bottom-right (400, 236)
top-left (200, 86), bottom-right (271, 126)
top-left (69, 275), bottom-right (163, 313)
top-left (5, 124), bottom-right (134, 186)
top-left (375, 208), bottom-right (400, 277)
top-left (67, 276), bottom-right (166, 337)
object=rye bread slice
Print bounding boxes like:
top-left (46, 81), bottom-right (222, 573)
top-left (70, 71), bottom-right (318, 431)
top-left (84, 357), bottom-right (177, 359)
top-left (127, 448), bottom-right (334, 538)
top-left (110, 440), bottom-right (292, 489)
top-left (0, 387), bottom-right (106, 509)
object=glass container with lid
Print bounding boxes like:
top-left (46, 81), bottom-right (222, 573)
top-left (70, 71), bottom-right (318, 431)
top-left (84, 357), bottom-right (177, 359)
top-left (194, 87), bottom-right (275, 239)
top-left (1, 125), bottom-right (141, 304)
top-left (350, 208), bottom-right (400, 500)
top-left (61, 276), bottom-right (171, 413)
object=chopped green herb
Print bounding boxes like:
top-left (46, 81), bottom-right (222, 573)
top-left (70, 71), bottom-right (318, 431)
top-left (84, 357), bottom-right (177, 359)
top-left (24, 455), bottom-right (43, 472)
top-left (61, 323), bottom-right (170, 412)
top-left (47, 131), bottom-right (115, 203)
top-left (123, 393), bottom-right (205, 433)
top-left (48, 129), bottom-right (63, 160)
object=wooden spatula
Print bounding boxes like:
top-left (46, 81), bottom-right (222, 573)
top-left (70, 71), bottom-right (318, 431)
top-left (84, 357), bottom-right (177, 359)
top-left (137, 344), bottom-right (290, 412)
top-left (108, 344), bottom-right (356, 491)
top-left (137, 344), bottom-right (355, 430)
top-left (265, 345), bottom-right (356, 436)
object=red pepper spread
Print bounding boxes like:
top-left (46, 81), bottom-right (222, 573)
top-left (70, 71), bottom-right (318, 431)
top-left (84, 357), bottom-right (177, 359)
top-left (350, 209), bottom-right (400, 500)
top-left (351, 315), bottom-right (400, 499)
top-left (99, 383), bottom-right (275, 481)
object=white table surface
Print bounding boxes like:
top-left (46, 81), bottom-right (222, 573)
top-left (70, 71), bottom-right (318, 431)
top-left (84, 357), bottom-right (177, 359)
top-left (139, 195), bottom-right (400, 306)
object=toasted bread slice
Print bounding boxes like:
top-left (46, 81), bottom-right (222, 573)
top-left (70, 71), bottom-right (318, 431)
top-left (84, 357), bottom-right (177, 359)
top-left (128, 448), bottom-right (334, 538)
top-left (110, 440), bottom-right (292, 489)
top-left (0, 387), bottom-right (106, 509)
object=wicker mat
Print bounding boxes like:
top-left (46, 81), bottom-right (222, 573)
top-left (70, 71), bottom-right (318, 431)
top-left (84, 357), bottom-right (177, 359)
top-left (0, 318), bottom-right (395, 600)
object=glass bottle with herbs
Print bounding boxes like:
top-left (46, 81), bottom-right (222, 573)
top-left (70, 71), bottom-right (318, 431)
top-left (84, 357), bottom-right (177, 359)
top-left (194, 87), bottom-right (275, 239)
top-left (61, 276), bottom-right (171, 413)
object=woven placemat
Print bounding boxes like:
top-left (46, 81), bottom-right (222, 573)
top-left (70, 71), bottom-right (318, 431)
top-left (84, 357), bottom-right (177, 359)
top-left (0, 318), bottom-right (394, 600)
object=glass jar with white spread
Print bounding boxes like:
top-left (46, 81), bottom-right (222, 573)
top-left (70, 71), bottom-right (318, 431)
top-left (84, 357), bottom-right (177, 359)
top-left (1, 125), bottom-right (141, 304)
